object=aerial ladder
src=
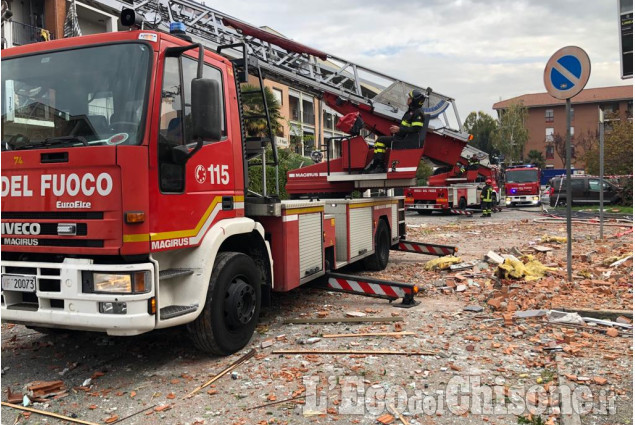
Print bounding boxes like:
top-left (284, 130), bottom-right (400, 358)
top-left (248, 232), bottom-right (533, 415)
top-left (104, 0), bottom-right (473, 197)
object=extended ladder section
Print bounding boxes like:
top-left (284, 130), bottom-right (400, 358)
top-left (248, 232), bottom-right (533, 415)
top-left (112, 0), bottom-right (466, 136)
top-left (111, 0), bottom-right (485, 196)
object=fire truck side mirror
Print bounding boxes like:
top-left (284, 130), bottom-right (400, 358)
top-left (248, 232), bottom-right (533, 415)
top-left (191, 78), bottom-right (222, 141)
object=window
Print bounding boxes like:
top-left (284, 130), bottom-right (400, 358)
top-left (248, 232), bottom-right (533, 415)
top-left (288, 93), bottom-right (300, 121)
top-left (1, 43), bottom-right (151, 149)
top-left (545, 127), bottom-right (554, 142)
top-left (302, 98), bottom-right (314, 126)
top-left (545, 109), bottom-right (554, 123)
top-left (546, 145), bottom-right (554, 159)
top-left (588, 179), bottom-right (601, 192)
top-left (272, 88), bottom-right (283, 106)
top-left (158, 56), bottom-right (225, 192)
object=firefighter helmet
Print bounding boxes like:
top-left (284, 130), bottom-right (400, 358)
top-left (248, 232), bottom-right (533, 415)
top-left (408, 90), bottom-right (427, 107)
top-left (486, 179), bottom-right (492, 184)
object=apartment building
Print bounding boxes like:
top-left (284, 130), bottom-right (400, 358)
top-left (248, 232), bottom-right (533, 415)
top-left (493, 85), bottom-right (633, 168)
top-left (1, 0), bottom-right (352, 157)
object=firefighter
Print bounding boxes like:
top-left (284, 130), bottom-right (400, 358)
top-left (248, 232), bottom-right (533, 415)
top-left (468, 153), bottom-right (480, 170)
top-left (363, 89), bottom-right (427, 173)
top-left (454, 161), bottom-right (466, 176)
top-left (480, 178), bottom-right (494, 217)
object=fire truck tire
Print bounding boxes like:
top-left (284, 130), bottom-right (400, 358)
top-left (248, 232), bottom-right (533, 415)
top-left (458, 198), bottom-right (467, 210)
top-left (187, 252), bottom-right (262, 355)
top-left (362, 220), bottom-right (390, 271)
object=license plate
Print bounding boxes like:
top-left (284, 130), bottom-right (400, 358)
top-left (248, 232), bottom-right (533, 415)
top-left (1, 274), bottom-right (37, 293)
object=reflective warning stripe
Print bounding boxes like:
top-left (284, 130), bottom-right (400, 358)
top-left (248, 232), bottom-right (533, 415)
top-left (397, 242), bottom-right (455, 256)
top-left (327, 277), bottom-right (408, 299)
top-left (411, 121), bottom-right (424, 127)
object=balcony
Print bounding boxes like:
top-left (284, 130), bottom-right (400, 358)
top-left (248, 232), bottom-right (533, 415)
top-left (8, 21), bottom-right (53, 47)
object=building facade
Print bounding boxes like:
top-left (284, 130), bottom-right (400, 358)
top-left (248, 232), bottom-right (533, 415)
top-left (493, 86), bottom-right (633, 168)
top-left (1, 0), bottom-right (350, 158)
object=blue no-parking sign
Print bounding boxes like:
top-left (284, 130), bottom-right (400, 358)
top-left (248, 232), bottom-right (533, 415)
top-left (543, 46), bottom-right (591, 100)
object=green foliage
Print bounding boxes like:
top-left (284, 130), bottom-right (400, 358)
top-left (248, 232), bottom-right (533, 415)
top-left (583, 119), bottom-right (633, 176)
top-left (493, 102), bottom-right (529, 164)
top-left (416, 160), bottom-right (434, 185)
top-left (464, 111), bottom-right (498, 155)
top-left (619, 177), bottom-right (633, 207)
top-left (247, 147), bottom-right (312, 200)
top-left (240, 84), bottom-right (283, 138)
top-left (526, 150), bottom-right (546, 169)
top-left (517, 416), bottom-right (546, 425)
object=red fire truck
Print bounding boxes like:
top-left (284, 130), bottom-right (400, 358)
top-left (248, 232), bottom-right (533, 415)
top-left (503, 165), bottom-right (541, 207)
top-left (1, 7), bottom-right (469, 355)
top-left (404, 158), bottom-right (501, 215)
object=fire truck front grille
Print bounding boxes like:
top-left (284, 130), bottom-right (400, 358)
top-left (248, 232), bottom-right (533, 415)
top-left (2, 212), bottom-right (104, 220)
top-left (1, 264), bottom-right (63, 310)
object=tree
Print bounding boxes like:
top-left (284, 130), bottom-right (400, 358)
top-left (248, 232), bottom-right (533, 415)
top-left (526, 150), bottom-right (546, 169)
top-left (583, 119), bottom-right (633, 176)
top-left (493, 102), bottom-right (529, 164)
top-left (247, 147), bottom-right (311, 199)
top-left (463, 111), bottom-right (498, 155)
top-left (240, 84), bottom-right (283, 138)
top-left (415, 159), bottom-right (434, 186)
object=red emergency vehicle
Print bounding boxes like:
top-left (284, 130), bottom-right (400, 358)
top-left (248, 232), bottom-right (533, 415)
top-left (0, 9), bottom-right (470, 354)
top-left (504, 165), bottom-right (541, 207)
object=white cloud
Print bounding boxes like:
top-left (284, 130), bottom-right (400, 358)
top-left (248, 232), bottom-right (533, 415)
top-left (210, 0), bottom-right (632, 121)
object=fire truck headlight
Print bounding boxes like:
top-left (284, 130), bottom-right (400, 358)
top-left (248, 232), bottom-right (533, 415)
top-left (505, 197), bottom-right (512, 205)
top-left (90, 272), bottom-right (150, 294)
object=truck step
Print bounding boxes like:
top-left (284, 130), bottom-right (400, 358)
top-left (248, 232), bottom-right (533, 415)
top-left (160, 304), bottom-right (199, 320)
top-left (159, 268), bottom-right (194, 281)
top-left (394, 240), bottom-right (458, 257)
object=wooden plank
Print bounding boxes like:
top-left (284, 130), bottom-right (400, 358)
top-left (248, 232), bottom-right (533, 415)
top-left (532, 245), bottom-right (554, 252)
top-left (1, 402), bottom-right (100, 425)
top-left (388, 403), bottom-right (410, 425)
top-left (283, 316), bottom-right (403, 324)
top-left (322, 331), bottom-right (415, 339)
top-left (184, 349), bottom-right (256, 399)
top-left (272, 349), bottom-right (436, 356)
top-left (553, 307), bottom-right (633, 321)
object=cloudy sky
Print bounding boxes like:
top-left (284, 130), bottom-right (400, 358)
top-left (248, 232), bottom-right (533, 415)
top-left (209, 0), bottom-right (632, 121)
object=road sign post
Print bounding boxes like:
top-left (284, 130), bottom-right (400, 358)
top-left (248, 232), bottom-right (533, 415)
top-left (543, 46), bottom-right (591, 282)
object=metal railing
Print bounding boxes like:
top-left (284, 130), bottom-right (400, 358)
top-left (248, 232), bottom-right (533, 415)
top-left (11, 21), bottom-right (53, 46)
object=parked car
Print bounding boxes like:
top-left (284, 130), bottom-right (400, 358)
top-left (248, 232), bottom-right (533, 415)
top-left (548, 176), bottom-right (621, 207)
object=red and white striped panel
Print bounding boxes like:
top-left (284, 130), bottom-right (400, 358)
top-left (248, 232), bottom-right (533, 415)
top-left (397, 242), bottom-right (455, 256)
top-left (327, 276), bottom-right (410, 300)
top-left (450, 209), bottom-right (473, 216)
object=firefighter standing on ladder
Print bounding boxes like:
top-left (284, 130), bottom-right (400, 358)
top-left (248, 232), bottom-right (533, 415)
top-left (480, 178), bottom-right (494, 217)
top-left (363, 90), bottom-right (427, 173)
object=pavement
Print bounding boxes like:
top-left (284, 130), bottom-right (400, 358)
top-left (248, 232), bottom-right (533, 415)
top-left (1, 207), bottom-right (632, 425)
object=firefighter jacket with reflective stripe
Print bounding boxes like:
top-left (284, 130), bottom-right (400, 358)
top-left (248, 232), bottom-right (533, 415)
top-left (374, 139), bottom-right (387, 154)
top-left (480, 185), bottom-right (493, 202)
top-left (395, 107), bottom-right (426, 148)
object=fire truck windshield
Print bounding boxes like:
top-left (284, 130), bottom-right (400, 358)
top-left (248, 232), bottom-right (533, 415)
top-left (1, 43), bottom-right (151, 151)
top-left (505, 169), bottom-right (538, 183)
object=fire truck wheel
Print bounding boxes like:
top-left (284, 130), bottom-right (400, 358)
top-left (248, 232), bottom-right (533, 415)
top-left (458, 198), bottom-right (467, 210)
top-left (362, 220), bottom-right (390, 271)
top-left (187, 252), bottom-right (262, 355)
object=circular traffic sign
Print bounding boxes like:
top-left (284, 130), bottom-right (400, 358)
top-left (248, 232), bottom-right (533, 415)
top-left (543, 46), bottom-right (591, 100)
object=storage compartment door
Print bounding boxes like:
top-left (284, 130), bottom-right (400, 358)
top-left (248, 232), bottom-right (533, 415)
top-left (349, 207), bottom-right (372, 261)
top-left (299, 213), bottom-right (323, 279)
